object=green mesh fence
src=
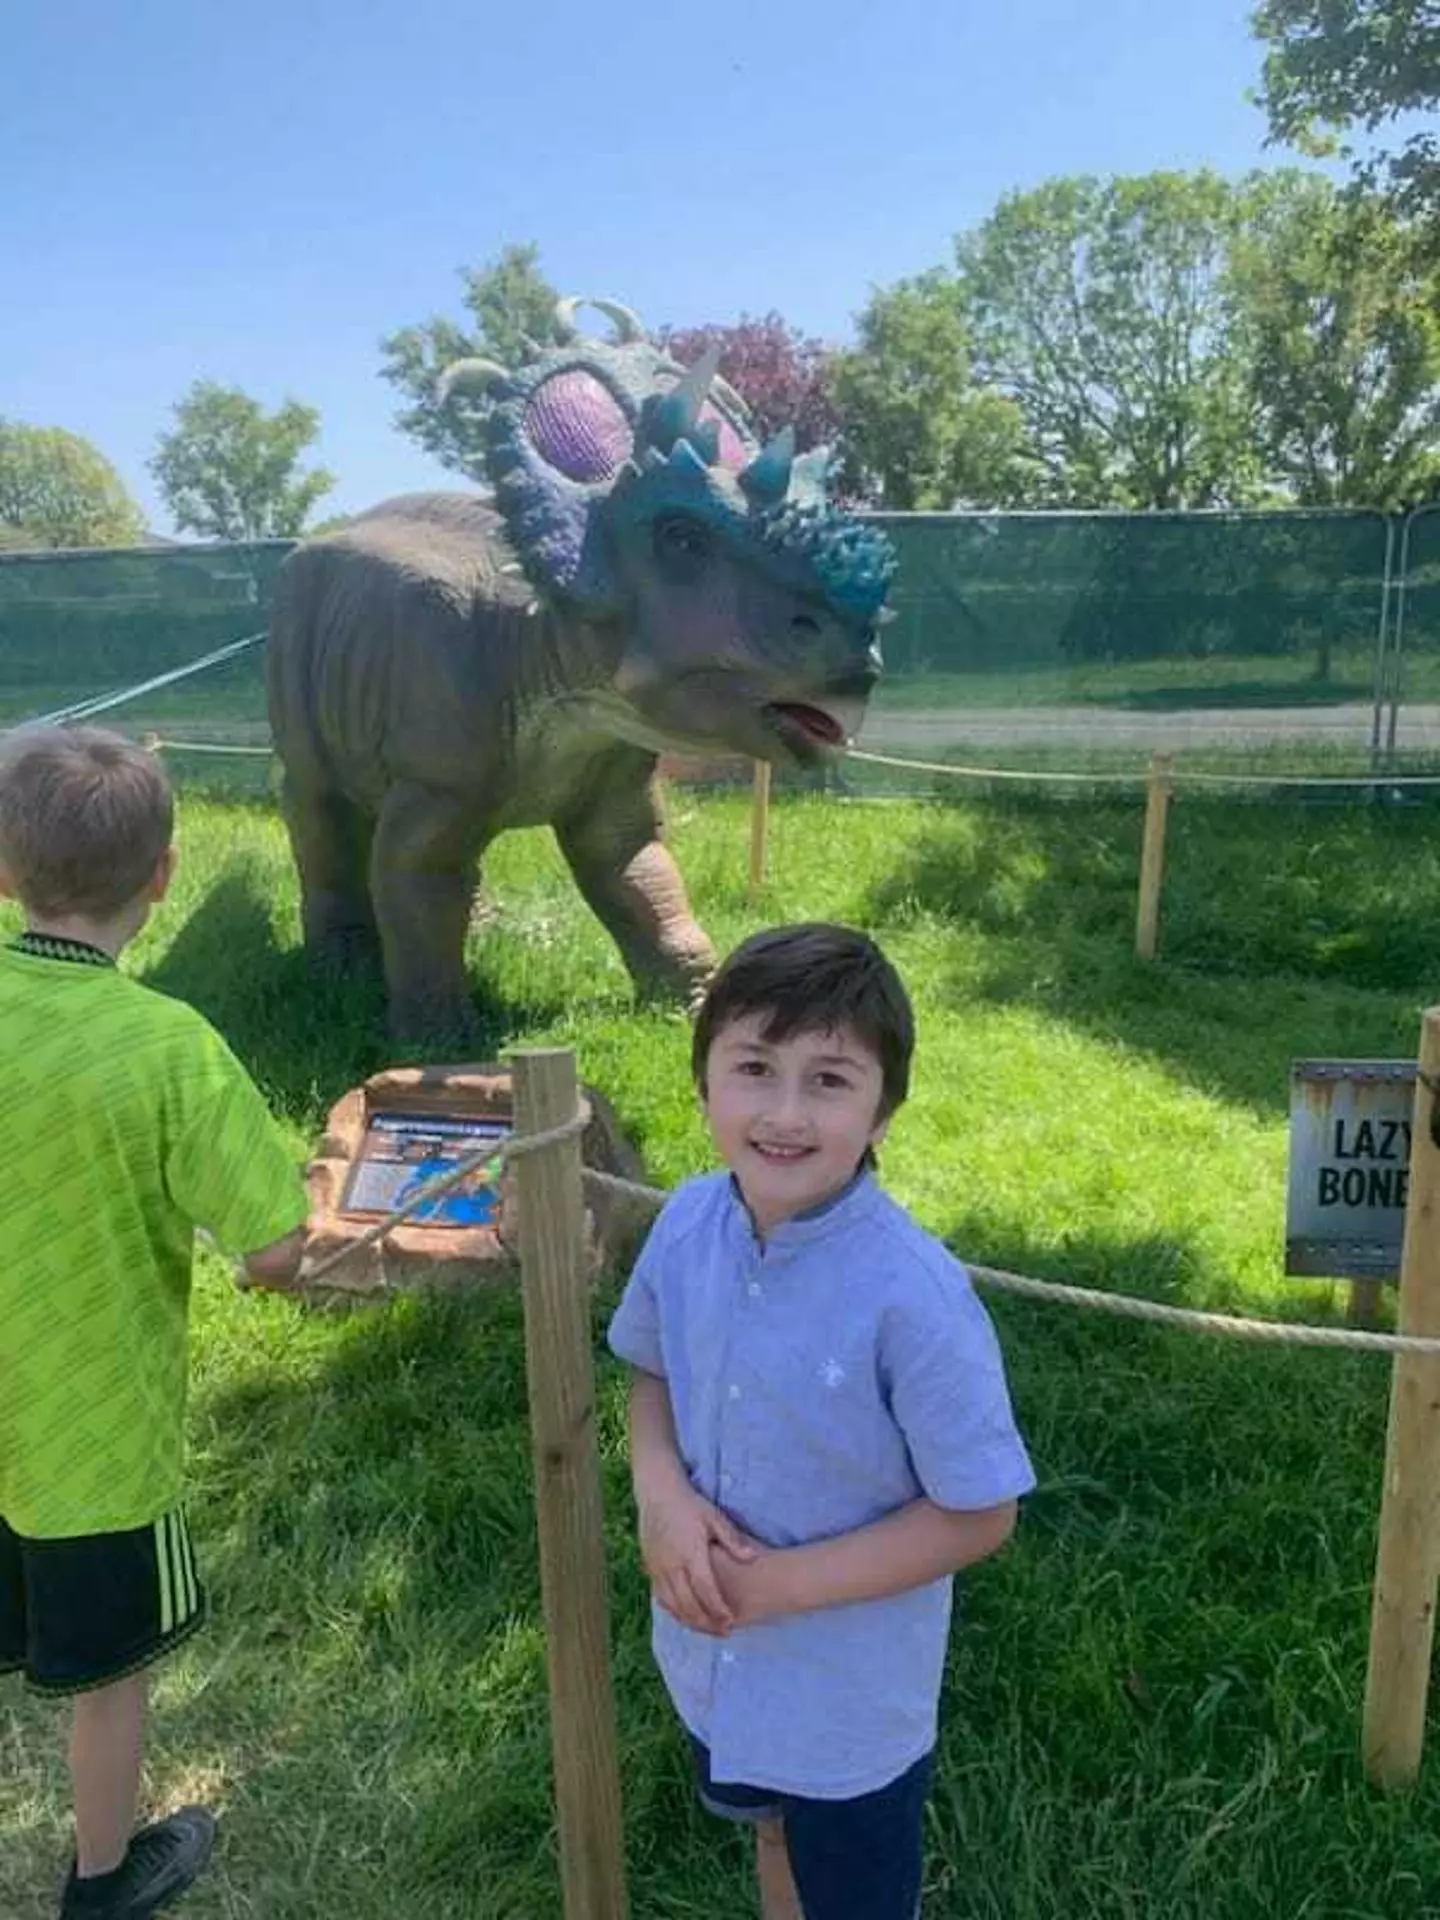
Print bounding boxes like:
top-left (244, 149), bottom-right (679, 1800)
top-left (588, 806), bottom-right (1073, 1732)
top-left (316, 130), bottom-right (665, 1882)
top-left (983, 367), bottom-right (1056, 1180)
top-left (1393, 507), bottom-right (1440, 752)
top-left (0, 540), bottom-right (293, 796)
top-left (844, 510), bottom-right (1402, 794)
top-left (0, 514), bottom-right (1429, 805)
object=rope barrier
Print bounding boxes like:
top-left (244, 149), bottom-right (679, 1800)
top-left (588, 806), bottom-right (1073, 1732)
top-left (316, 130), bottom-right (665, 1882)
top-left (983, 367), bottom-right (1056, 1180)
top-left (846, 747), bottom-right (1145, 786)
top-left (578, 1168), bottom-right (1440, 1356)
top-left (123, 739), bottom-right (1440, 786)
top-left (966, 1263), bottom-right (1440, 1355)
top-left (844, 744), bottom-right (1440, 792)
top-left (1173, 768), bottom-right (1440, 790)
top-left (132, 740), bottom-right (1440, 782)
top-left (149, 739), bottom-right (273, 758)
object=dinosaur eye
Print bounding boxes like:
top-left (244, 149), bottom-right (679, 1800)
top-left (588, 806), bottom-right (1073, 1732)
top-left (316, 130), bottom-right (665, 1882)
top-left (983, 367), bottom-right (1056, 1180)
top-left (653, 514), bottom-right (712, 567)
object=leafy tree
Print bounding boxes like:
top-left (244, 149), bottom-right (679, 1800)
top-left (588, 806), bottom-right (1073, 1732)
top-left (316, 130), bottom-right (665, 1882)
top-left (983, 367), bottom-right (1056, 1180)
top-left (150, 383), bottom-right (335, 542)
top-left (1253, 0), bottom-right (1440, 220)
top-left (0, 421), bottom-right (147, 548)
top-left (1232, 173), bottom-right (1440, 507)
top-left (827, 272), bottom-right (1039, 508)
top-left (307, 511), bottom-right (356, 539)
top-left (656, 312), bottom-right (842, 450)
top-left (380, 242), bottom-right (566, 477)
top-left (955, 171), bottom-right (1264, 509)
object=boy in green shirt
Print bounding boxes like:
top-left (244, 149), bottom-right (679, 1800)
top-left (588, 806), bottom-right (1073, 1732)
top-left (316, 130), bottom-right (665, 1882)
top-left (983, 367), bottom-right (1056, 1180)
top-left (0, 725), bottom-right (310, 1918)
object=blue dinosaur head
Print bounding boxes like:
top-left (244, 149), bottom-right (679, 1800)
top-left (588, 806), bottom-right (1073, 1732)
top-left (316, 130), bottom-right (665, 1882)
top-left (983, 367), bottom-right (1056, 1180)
top-left (439, 297), bottom-right (894, 766)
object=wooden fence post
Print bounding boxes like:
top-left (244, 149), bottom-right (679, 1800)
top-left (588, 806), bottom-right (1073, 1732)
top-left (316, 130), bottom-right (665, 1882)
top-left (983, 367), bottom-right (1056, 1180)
top-left (749, 759), bottom-right (772, 900)
top-left (1363, 1007), bottom-right (1440, 1788)
top-left (511, 1049), bottom-right (630, 1918)
top-left (1135, 754), bottom-right (1173, 962)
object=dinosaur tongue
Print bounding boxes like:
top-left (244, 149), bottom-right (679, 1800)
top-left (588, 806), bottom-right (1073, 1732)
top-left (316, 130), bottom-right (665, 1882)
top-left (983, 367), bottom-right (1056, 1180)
top-left (769, 702), bottom-right (846, 746)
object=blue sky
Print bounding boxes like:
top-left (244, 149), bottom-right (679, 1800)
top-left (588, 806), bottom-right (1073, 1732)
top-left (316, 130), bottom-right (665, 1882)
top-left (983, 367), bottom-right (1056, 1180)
top-left (6, 0), bottom-right (1290, 530)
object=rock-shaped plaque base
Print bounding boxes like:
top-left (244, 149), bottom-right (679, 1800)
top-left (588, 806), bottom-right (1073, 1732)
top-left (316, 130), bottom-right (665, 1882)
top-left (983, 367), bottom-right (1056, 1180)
top-left (276, 1062), bottom-right (648, 1300)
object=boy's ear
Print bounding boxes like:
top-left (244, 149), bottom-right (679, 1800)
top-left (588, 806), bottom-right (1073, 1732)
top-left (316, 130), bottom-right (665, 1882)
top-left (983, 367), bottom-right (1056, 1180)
top-left (148, 845), bottom-right (179, 902)
top-left (868, 1091), bottom-right (896, 1152)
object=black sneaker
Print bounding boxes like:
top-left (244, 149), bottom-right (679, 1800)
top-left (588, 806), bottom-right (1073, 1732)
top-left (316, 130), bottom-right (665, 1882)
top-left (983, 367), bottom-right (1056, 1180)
top-left (59, 1806), bottom-right (217, 1917)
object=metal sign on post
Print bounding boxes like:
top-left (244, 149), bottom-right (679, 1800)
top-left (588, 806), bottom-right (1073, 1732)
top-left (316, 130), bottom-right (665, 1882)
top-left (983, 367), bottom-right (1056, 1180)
top-left (1286, 1060), bottom-right (1417, 1280)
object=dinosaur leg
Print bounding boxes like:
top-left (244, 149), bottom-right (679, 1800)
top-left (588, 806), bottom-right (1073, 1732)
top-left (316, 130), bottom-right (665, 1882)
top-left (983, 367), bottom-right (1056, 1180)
top-left (555, 754), bottom-right (716, 1002)
top-left (278, 772), bottom-right (379, 970)
top-left (369, 780), bottom-right (489, 1046)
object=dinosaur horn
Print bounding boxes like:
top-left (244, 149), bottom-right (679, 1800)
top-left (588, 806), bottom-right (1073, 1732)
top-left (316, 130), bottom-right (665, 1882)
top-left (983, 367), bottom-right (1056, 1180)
top-left (436, 357), bottom-right (511, 404)
top-left (711, 373), bottom-right (754, 428)
top-left (589, 297), bottom-right (647, 343)
top-left (670, 343), bottom-right (721, 428)
top-left (554, 295), bottom-right (647, 344)
top-left (633, 343), bottom-right (723, 459)
top-left (738, 425), bottom-right (795, 506)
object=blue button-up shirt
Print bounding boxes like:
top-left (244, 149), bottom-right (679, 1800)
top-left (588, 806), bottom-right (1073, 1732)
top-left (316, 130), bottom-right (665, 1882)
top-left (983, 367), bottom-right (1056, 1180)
top-left (608, 1170), bottom-right (1035, 1799)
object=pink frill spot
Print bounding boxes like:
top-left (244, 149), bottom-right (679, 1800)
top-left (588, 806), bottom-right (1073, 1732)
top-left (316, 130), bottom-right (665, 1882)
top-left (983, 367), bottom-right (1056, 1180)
top-left (525, 371), bottom-right (633, 483)
top-left (702, 404), bottom-right (750, 470)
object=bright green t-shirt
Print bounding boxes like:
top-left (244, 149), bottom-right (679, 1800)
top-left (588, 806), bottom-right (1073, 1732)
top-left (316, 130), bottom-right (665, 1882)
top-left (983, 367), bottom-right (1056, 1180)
top-left (0, 934), bottom-right (308, 1539)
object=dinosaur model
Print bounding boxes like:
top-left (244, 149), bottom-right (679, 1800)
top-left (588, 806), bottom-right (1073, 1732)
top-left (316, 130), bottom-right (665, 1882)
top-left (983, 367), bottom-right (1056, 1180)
top-left (266, 296), bottom-right (895, 1041)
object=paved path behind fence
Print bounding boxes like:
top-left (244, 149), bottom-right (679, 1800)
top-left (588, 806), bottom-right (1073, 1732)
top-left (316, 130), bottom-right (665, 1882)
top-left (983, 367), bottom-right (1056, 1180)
top-left (859, 701), bottom-right (1436, 754)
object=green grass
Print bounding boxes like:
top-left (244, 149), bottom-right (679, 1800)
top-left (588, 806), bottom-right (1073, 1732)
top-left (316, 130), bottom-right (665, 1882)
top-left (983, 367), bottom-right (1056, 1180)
top-left (6, 786), bottom-right (1440, 1916)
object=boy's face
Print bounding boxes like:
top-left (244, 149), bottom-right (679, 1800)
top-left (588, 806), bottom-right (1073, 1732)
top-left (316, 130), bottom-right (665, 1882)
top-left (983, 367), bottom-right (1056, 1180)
top-left (702, 1012), bottom-right (890, 1236)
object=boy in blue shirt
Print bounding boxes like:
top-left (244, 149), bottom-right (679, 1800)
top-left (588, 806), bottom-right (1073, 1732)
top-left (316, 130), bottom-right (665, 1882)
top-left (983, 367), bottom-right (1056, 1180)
top-left (608, 922), bottom-right (1034, 1919)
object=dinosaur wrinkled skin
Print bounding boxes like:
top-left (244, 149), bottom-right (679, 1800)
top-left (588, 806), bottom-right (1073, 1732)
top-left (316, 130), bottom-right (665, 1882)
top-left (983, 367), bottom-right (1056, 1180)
top-left (266, 297), bottom-right (896, 1043)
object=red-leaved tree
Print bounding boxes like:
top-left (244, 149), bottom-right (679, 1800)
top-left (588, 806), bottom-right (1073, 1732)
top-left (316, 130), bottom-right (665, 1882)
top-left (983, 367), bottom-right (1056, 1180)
top-left (657, 312), bottom-right (843, 451)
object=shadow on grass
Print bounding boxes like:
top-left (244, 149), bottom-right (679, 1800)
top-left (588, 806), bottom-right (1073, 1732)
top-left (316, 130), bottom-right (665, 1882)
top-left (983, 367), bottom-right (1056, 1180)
top-left (868, 792), bottom-right (1440, 1113)
top-left (139, 868), bottom-right (577, 1122)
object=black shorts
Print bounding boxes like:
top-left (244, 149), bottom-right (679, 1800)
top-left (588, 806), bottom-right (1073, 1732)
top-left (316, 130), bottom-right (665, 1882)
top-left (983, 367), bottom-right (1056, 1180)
top-left (690, 1735), bottom-right (933, 1920)
top-left (0, 1508), bottom-right (207, 1696)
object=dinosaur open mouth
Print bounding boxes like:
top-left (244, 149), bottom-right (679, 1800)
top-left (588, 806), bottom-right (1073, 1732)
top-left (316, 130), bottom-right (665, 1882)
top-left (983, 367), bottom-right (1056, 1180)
top-left (766, 702), bottom-right (847, 747)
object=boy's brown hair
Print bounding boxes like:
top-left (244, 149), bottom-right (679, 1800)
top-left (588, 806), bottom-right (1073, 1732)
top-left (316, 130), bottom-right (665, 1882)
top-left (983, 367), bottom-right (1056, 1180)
top-left (0, 725), bottom-right (174, 920)
top-left (691, 922), bottom-right (914, 1120)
